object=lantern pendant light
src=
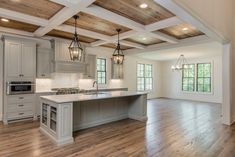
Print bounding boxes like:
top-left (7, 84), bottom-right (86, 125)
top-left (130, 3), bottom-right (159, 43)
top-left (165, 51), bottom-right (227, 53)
top-left (171, 54), bottom-right (189, 71)
top-left (112, 29), bottom-right (124, 64)
top-left (68, 15), bottom-right (83, 61)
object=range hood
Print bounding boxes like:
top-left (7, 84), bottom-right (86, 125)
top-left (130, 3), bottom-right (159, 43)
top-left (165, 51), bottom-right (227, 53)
top-left (51, 39), bottom-right (87, 74)
top-left (52, 61), bottom-right (86, 73)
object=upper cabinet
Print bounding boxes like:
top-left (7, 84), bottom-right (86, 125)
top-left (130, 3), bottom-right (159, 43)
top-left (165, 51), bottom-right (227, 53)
top-left (37, 48), bottom-right (52, 78)
top-left (4, 37), bottom-right (36, 80)
top-left (83, 54), bottom-right (96, 79)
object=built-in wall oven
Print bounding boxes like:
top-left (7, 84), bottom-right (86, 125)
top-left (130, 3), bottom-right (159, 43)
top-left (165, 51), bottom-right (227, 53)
top-left (6, 81), bottom-right (35, 95)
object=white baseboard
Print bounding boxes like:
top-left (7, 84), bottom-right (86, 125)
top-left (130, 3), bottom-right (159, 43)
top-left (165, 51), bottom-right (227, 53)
top-left (128, 114), bottom-right (148, 122)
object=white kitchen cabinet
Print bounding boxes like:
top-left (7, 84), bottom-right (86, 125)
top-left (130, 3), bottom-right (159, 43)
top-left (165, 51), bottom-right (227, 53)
top-left (6, 94), bottom-right (35, 121)
top-left (4, 37), bottom-right (36, 80)
top-left (83, 54), bottom-right (96, 79)
top-left (37, 48), bottom-right (52, 78)
top-left (5, 41), bottom-right (21, 78)
top-left (36, 92), bottom-right (56, 117)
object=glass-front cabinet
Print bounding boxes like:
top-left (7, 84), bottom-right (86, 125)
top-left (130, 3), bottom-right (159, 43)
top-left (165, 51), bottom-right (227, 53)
top-left (41, 103), bottom-right (57, 134)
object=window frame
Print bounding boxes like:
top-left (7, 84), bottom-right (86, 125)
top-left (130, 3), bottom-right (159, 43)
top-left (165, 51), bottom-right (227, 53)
top-left (196, 63), bottom-right (212, 93)
top-left (181, 61), bottom-right (213, 94)
top-left (181, 64), bottom-right (195, 92)
top-left (96, 58), bottom-right (107, 85)
top-left (137, 63), bottom-right (153, 92)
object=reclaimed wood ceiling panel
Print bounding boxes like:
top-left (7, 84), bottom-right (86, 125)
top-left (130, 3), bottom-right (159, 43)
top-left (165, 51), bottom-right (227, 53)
top-left (102, 43), bottom-right (132, 50)
top-left (94, 0), bottom-right (174, 25)
top-left (126, 35), bottom-right (164, 46)
top-left (0, 0), bottom-right (64, 19)
top-left (46, 30), bottom-right (98, 43)
top-left (0, 17), bottom-right (39, 32)
top-left (158, 23), bottom-right (204, 39)
top-left (64, 12), bottom-right (131, 36)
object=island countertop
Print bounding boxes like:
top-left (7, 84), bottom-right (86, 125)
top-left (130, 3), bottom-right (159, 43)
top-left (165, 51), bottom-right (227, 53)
top-left (40, 91), bottom-right (147, 103)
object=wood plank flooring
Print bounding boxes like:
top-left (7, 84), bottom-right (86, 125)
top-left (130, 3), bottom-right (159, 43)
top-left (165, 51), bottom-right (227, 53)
top-left (0, 98), bottom-right (235, 157)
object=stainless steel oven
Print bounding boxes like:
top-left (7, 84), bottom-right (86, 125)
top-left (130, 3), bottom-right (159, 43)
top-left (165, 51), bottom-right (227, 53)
top-left (6, 81), bottom-right (35, 95)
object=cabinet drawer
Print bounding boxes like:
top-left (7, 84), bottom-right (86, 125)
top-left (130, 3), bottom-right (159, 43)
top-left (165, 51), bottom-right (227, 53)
top-left (7, 95), bottom-right (35, 103)
top-left (7, 110), bottom-right (33, 120)
top-left (8, 102), bottom-right (33, 113)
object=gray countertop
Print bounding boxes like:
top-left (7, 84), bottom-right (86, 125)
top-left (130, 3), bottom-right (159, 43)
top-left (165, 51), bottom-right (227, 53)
top-left (41, 91), bottom-right (147, 103)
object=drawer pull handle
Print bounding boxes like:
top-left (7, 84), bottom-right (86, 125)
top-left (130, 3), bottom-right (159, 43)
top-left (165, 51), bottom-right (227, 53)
top-left (18, 104), bottom-right (24, 107)
top-left (19, 113), bottom-right (24, 115)
top-left (19, 97), bottom-right (24, 99)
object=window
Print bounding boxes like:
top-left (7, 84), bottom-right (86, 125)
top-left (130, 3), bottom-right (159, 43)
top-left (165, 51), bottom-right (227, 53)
top-left (181, 63), bottom-right (212, 93)
top-left (182, 64), bottom-right (195, 92)
top-left (137, 63), bottom-right (153, 91)
top-left (197, 63), bottom-right (211, 92)
top-left (97, 58), bottom-right (106, 84)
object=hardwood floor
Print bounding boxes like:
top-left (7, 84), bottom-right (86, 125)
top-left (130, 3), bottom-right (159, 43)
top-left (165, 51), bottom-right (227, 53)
top-left (1, 98), bottom-right (235, 157)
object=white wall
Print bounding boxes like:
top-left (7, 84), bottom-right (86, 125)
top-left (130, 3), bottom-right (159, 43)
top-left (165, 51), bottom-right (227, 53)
top-left (0, 41), bottom-right (3, 121)
top-left (36, 46), bottom-right (163, 99)
top-left (161, 55), bottom-right (222, 103)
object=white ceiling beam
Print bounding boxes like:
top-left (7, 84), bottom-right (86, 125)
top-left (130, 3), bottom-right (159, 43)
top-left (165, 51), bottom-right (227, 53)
top-left (145, 16), bottom-right (182, 32)
top-left (153, 0), bottom-right (226, 43)
top-left (120, 40), bottom-right (146, 49)
top-left (124, 35), bottom-right (212, 55)
top-left (146, 31), bottom-right (179, 43)
top-left (0, 8), bottom-right (48, 26)
top-left (0, 26), bottom-right (34, 37)
top-left (34, 0), bottom-right (96, 37)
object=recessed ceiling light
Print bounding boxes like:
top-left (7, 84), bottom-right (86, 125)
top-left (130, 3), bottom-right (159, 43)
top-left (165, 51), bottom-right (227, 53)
top-left (1, 18), bottom-right (9, 22)
top-left (139, 3), bottom-right (148, 9)
top-left (182, 27), bottom-right (189, 31)
top-left (142, 37), bottom-right (147, 40)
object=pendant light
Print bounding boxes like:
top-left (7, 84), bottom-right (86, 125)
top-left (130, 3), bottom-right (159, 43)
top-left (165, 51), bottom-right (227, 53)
top-left (68, 15), bottom-right (83, 61)
top-left (112, 29), bottom-right (124, 64)
top-left (171, 54), bottom-right (188, 71)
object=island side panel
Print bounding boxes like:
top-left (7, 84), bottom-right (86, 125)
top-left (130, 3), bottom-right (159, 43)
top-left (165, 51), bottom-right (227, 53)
top-left (40, 98), bottom-right (74, 146)
top-left (128, 94), bottom-right (148, 121)
top-left (73, 98), bottom-right (129, 131)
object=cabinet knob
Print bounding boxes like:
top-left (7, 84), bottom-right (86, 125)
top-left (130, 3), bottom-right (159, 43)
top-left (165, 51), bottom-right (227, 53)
top-left (18, 104), bottom-right (24, 107)
top-left (19, 97), bottom-right (24, 99)
top-left (19, 113), bottom-right (24, 115)
top-left (41, 74), bottom-right (45, 77)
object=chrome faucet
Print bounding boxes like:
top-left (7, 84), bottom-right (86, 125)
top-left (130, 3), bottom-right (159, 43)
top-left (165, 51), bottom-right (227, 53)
top-left (92, 80), bottom-right (98, 92)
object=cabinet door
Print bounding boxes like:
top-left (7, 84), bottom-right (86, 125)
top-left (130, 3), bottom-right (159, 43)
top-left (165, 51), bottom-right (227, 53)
top-left (84, 54), bottom-right (96, 79)
top-left (21, 43), bottom-right (36, 78)
top-left (37, 49), bottom-right (51, 78)
top-left (5, 41), bottom-right (21, 78)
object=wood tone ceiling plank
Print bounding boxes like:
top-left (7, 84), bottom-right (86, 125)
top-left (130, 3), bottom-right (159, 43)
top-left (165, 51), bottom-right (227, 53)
top-left (158, 23), bottom-right (204, 39)
top-left (34, 0), bottom-right (96, 37)
top-left (0, 0), bottom-right (63, 19)
top-left (94, 0), bottom-right (174, 25)
top-left (0, 17), bottom-right (39, 32)
top-left (46, 29), bottom-right (97, 43)
top-left (64, 12), bottom-right (130, 36)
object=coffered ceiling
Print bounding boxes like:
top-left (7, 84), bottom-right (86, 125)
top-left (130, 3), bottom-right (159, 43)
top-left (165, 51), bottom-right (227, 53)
top-left (0, 0), bottom-right (206, 51)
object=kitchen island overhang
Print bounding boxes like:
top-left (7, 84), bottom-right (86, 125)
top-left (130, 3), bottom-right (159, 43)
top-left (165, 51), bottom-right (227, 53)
top-left (40, 91), bottom-right (148, 146)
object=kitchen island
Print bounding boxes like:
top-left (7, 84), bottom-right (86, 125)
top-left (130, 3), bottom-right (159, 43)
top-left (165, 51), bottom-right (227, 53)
top-left (40, 91), bottom-right (148, 146)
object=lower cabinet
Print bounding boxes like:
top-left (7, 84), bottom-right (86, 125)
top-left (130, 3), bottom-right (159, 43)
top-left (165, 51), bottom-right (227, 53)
top-left (6, 94), bottom-right (35, 121)
top-left (41, 103), bottom-right (57, 133)
top-left (36, 92), bottom-right (56, 117)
